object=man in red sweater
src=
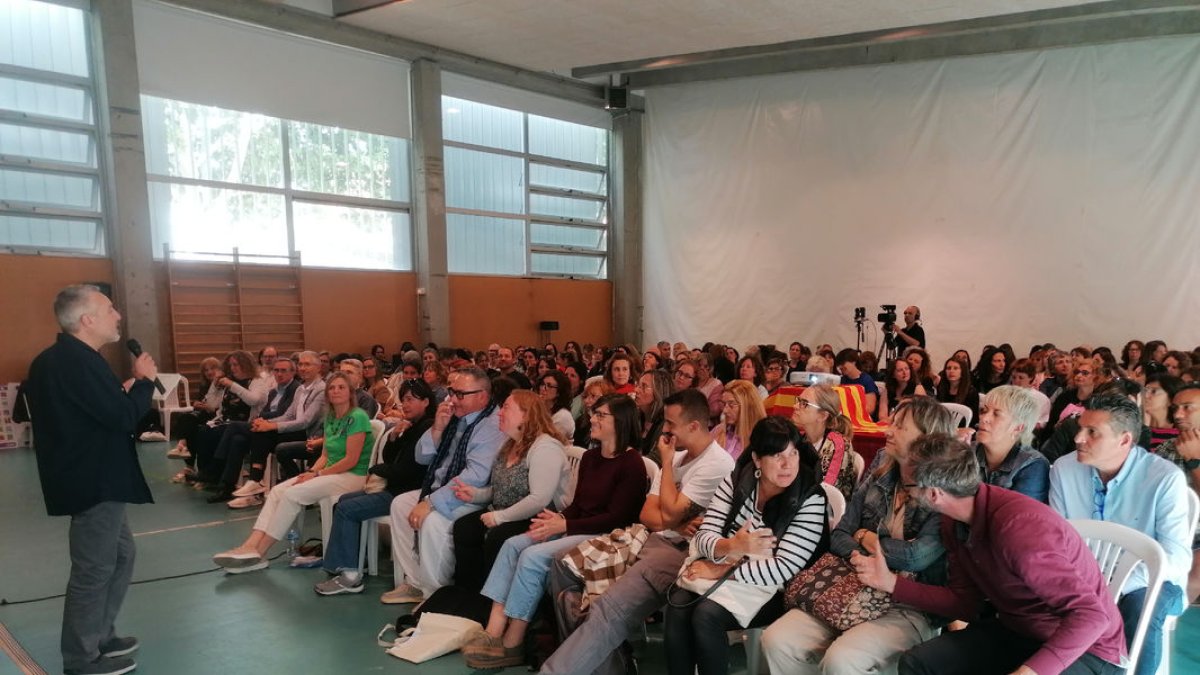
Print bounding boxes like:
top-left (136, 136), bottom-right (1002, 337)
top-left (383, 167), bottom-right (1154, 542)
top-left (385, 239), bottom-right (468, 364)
top-left (853, 433), bottom-right (1125, 675)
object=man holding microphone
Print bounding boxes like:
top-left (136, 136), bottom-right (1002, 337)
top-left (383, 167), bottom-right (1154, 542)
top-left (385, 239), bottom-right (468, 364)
top-left (27, 285), bottom-right (159, 675)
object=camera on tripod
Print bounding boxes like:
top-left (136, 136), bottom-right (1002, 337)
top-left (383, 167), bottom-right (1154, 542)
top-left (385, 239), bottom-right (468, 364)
top-left (878, 304), bottom-right (898, 331)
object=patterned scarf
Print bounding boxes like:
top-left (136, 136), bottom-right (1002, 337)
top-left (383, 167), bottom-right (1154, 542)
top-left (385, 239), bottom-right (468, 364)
top-left (419, 400), bottom-right (497, 499)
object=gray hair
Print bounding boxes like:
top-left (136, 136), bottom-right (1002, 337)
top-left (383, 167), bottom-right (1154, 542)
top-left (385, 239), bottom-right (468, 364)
top-left (983, 385), bottom-right (1041, 446)
top-left (910, 433), bottom-right (980, 498)
top-left (454, 366), bottom-right (492, 394)
top-left (892, 396), bottom-right (956, 437)
top-left (1085, 394), bottom-right (1142, 442)
top-left (296, 350), bottom-right (320, 365)
top-left (54, 284), bottom-right (102, 333)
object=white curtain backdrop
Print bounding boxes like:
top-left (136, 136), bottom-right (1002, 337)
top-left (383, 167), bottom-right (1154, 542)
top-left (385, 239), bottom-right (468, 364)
top-left (643, 36), bottom-right (1200, 362)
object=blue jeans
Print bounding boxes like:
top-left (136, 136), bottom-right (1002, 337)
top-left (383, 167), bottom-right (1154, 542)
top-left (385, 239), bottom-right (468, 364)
top-left (322, 490), bottom-right (394, 574)
top-left (480, 533), bottom-right (590, 622)
top-left (1119, 581), bottom-right (1184, 675)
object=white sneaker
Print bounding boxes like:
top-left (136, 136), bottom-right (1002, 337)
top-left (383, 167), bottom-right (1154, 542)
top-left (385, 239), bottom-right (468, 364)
top-left (213, 550), bottom-right (262, 568)
top-left (223, 560), bottom-right (269, 574)
top-left (139, 431), bottom-right (167, 442)
top-left (166, 443), bottom-right (191, 459)
top-left (232, 480), bottom-right (266, 497)
top-left (226, 495), bottom-right (264, 510)
top-left (380, 583), bottom-right (425, 605)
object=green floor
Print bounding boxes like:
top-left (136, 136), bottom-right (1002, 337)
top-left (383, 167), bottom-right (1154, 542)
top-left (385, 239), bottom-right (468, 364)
top-left (2, 442), bottom-right (1198, 674)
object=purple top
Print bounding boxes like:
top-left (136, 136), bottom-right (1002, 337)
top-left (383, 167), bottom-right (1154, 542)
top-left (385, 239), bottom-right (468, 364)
top-left (893, 484), bottom-right (1125, 675)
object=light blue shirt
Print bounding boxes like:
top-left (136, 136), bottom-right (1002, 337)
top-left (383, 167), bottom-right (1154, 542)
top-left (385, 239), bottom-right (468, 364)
top-left (415, 407), bottom-right (504, 518)
top-left (1049, 445), bottom-right (1191, 593)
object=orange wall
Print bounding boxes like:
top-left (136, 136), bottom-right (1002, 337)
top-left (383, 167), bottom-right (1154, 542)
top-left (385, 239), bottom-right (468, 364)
top-left (449, 275), bottom-right (612, 351)
top-left (2, 256), bottom-right (613, 382)
top-left (0, 255), bottom-right (118, 383)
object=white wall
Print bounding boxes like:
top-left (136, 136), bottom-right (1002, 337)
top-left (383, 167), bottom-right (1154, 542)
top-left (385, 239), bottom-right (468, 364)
top-left (642, 35), bottom-right (1200, 361)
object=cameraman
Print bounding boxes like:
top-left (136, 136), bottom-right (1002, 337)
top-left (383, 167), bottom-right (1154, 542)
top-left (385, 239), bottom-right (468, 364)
top-left (885, 305), bottom-right (926, 349)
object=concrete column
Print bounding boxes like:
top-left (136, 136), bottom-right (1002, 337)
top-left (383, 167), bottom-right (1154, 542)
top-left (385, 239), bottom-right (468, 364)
top-left (93, 0), bottom-right (161, 364)
top-left (408, 59), bottom-right (451, 347)
top-left (609, 107), bottom-right (644, 347)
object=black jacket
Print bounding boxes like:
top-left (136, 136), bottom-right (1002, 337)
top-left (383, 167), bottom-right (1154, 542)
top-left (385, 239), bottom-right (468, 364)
top-left (27, 333), bottom-right (154, 516)
top-left (261, 379), bottom-right (300, 420)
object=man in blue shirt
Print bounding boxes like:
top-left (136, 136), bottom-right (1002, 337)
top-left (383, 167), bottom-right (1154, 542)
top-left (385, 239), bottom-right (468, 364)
top-left (836, 348), bottom-right (879, 419)
top-left (1049, 394), bottom-right (1192, 675)
top-left (383, 367), bottom-right (504, 604)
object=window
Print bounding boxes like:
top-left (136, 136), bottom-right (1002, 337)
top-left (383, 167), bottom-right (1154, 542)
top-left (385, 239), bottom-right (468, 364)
top-left (442, 96), bottom-right (609, 278)
top-left (0, 0), bottom-right (104, 255)
top-left (143, 96), bottom-right (412, 269)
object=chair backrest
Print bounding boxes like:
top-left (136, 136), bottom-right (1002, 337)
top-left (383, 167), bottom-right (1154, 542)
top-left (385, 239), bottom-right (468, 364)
top-left (1184, 489), bottom-right (1200, 539)
top-left (642, 455), bottom-right (660, 493)
top-left (1070, 518), bottom-right (1167, 673)
top-left (154, 373), bottom-right (189, 409)
top-left (820, 482), bottom-right (846, 529)
top-left (366, 420), bottom-right (388, 466)
top-left (940, 402), bottom-right (972, 428)
top-left (561, 445), bottom-right (588, 507)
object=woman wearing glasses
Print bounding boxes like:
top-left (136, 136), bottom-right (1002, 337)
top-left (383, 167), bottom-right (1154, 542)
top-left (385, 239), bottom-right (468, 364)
top-left (790, 384), bottom-right (864, 501)
top-left (538, 370), bottom-right (576, 440)
top-left (463, 394), bottom-right (648, 670)
top-left (763, 357), bottom-right (789, 398)
top-left (673, 358), bottom-right (699, 394)
top-left (713, 380), bottom-right (766, 460)
top-left (762, 397), bottom-right (954, 675)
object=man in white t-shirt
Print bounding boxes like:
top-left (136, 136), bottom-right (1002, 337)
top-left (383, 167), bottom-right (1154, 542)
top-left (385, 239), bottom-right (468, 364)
top-left (542, 389), bottom-right (735, 675)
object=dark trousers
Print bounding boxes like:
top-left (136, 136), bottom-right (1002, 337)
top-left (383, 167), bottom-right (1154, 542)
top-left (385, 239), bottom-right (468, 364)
top-left (214, 422), bottom-right (252, 486)
top-left (246, 429), bottom-right (306, 481)
top-left (171, 410), bottom-right (211, 441)
top-left (663, 589), bottom-right (783, 675)
top-left (187, 424), bottom-right (228, 480)
top-left (1119, 582), bottom-right (1183, 675)
top-left (62, 502), bottom-right (135, 670)
top-left (898, 618), bottom-right (1125, 675)
top-left (275, 441), bottom-right (317, 480)
top-left (452, 513), bottom-right (532, 592)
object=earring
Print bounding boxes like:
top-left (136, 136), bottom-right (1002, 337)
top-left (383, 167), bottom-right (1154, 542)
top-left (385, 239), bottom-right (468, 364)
top-left (754, 469), bottom-right (762, 479)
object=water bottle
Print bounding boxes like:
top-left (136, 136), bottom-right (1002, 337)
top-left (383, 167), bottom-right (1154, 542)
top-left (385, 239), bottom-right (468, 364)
top-left (285, 528), bottom-right (300, 559)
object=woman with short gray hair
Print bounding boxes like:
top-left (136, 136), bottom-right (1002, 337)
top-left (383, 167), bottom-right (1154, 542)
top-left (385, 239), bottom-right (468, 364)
top-left (974, 385), bottom-right (1049, 502)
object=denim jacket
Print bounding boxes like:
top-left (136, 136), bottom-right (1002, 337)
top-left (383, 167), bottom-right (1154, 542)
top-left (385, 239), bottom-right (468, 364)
top-left (830, 453), bottom-right (946, 587)
top-left (974, 443), bottom-right (1050, 503)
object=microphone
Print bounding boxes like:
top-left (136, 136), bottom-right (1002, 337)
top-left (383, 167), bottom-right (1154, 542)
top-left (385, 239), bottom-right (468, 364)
top-left (126, 339), bottom-right (167, 393)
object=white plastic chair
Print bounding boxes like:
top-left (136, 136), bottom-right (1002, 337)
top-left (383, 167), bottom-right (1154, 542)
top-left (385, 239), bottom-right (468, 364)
top-left (940, 402), bottom-right (972, 428)
top-left (1070, 519), bottom-right (1167, 675)
top-left (153, 373), bottom-right (192, 440)
top-left (1159, 488), bottom-right (1200, 675)
top-left (294, 420), bottom-right (386, 551)
top-left (561, 445), bottom-right (588, 507)
top-left (350, 419), bottom-right (399, 577)
top-left (643, 455), bottom-right (660, 493)
top-left (740, 483), bottom-right (847, 674)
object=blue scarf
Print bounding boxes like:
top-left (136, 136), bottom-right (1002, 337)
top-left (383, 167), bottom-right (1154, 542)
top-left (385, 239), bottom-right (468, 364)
top-left (419, 400), bottom-right (497, 499)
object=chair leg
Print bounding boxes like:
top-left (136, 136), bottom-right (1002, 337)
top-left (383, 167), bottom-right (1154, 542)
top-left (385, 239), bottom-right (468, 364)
top-left (744, 628), bottom-right (762, 675)
top-left (1158, 615), bottom-right (1176, 675)
top-left (367, 521), bottom-right (379, 577)
top-left (163, 411), bottom-right (172, 441)
top-left (357, 521), bottom-right (369, 576)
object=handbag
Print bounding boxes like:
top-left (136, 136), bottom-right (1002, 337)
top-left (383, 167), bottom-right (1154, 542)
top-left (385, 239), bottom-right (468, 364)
top-left (668, 554), bottom-right (778, 628)
top-left (377, 612), bottom-right (483, 663)
top-left (783, 552), bottom-right (899, 631)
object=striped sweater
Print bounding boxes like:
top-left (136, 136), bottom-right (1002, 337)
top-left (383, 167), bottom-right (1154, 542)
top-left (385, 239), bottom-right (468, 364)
top-left (692, 475), bottom-right (827, 586)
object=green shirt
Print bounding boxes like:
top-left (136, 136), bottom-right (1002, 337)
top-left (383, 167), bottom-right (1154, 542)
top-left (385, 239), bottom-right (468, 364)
top-left (323, 408), bottom-right (374, 476)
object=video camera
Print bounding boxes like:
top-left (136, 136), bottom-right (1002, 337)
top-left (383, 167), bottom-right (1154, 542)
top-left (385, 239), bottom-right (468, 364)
top-left (878, 304), bottom-right (897, 331)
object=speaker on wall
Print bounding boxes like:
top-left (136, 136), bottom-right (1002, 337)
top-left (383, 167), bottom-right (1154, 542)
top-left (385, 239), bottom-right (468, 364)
top-left (539, 321), bottom-right (560, 331)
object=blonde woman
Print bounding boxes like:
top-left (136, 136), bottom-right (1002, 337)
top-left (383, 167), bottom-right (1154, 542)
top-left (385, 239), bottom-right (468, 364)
top-left (791, 384), bottom-right (864, 500)
top-left (713, 380), bottom-right (766, 460)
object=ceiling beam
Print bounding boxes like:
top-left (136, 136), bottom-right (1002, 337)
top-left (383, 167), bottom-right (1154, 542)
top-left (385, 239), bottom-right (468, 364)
top-left (158, 0), bottom-right (606, 106)
top-left (573, 0), bottom-right (1200, 88)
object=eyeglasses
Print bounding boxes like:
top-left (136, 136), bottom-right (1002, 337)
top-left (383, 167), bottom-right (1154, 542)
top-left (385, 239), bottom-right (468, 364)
top-left (794, 399), bottom-right (819, 410)
top-left (271, 367), bottom-right (292, 373)
top-left (766, 366), bottom-right (784, 373)
top-left (447, 388), bottom-right (484, 399)
top-left (589, 410), bottom-right (613, 420)
top-left (1074, 369), bottom-right (1094, 376)
top-left (539, 382), bottom-right (558, 390)
top-left (674, 371), bottom-right (695, 380)
top-left (721, 400), bottom-right (739, 408)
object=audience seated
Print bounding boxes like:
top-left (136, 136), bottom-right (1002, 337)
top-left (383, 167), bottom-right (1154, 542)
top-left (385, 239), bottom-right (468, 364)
top-left (763, 356), bottom-right (788, 397)
top-left (880, 357), bottom-right (927, 422)
top-left (903, 347), bottom-right (938, 393)
top-left (671, 358), bottom-right (698, 393)
top-left (1144, 373), bottom-right (1184, 449)
top-left (935, 357), bottom-right (979, 428)
top-left (491, 347), bottom-right (532, 389)
top-left (665, 417), bottom-right (828, 675)
top-left (1008, 358), bottom-right (1052, 428)
top-left (188, 350), bottom-right (265, 489)
top-left (763, 397), bottom-right (954, 675)
top-left (975, 386), bottom-right (1050, 502)
top-left (313, 378), bottom-right (435, 595)
top-left (167, 356), bottom-right (222, 466)
top-left (692, 353), bottom-right (725, 423)
top-left (422, 359), bottom-right (449, 404)
top-left (361, 356), bottom-right (392, 411)
top-left (564, 362), bottom-right (588, 420)
top-left (973, 346), bottom-right (1010, 395)
top-left (604, 353), bottom-right (639, 396)
top-left (460, 394), bottom-right (647, 670)
top-left (834, 349), bottom-right (878, 418)
top-left (736, 354), bottom-right (768, 398)
top-left (1154, 383), bottom-right (1200, 602)
top-left (791, 383), bottom-right (864, 500)
top-left (382, 367), bottom-right (505, 605)
top-left (450, 390), bottom-right (569, 592)
top-left (854, 433), bottom-right (1126, 675)
top-left (1050, 394), bottom-right (1191, 675)
top-left (212, 372), bottom-right (373, 573)
top-left (634, 369), bottom-right (672, 465)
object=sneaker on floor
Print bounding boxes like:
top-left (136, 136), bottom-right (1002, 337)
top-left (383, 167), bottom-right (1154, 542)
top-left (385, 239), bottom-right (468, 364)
top-left (464, 644), bottom-right (523, 670)
top-left (64, 655), bottom-right (137, 675)
top-left (314, 573), bottom-right (364, 596)
top-left (223, 560), bottom-right (268, 575)
top-left (380, 583), bottom-right (424, 605)
top-left (213, 550), bottom-right (262, 568)
top-left (99, 636), bottom-right (139, 658)
top-left (166, 443), bottom-right (190, 459)
top-left (138, 431), bottom-right (166, 442)
top-left (461, 632), bottom-right (503, 658)
top-left (226, 495), bottom-right (264, 510)
top-left (232, 479), bottom-right (266, 497)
